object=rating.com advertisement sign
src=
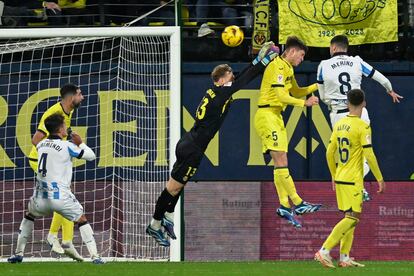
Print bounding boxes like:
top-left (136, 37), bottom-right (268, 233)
top-left (260, 181), bottom-right (414, 260)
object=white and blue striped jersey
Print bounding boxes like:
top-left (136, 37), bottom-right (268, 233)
top-left (317, 54), bottom-right (374, 111)
top-left (35, 136), bottom-right (95, 199)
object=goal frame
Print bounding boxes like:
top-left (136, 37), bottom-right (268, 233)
top-left (0, 27), bottom-right (182, 262)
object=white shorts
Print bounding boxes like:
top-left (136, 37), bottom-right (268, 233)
top-left (330, 107), bottom-right (370, 126)
top-left (28, 193), bottom-right (83, 222)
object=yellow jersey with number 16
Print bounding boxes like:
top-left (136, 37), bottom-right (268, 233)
top-left (328, 115), bottom-right (381, 186)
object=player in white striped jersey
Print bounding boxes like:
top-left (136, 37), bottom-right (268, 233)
top-left (317, 35), bottom-right (402, 185)
top-left (317, 35), bottom-right (402, 126)
top-left (8, 114), bottom-right (104, 264)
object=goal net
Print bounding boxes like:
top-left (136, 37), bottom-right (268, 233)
top-left (0, 27), bottom-right (181, 261)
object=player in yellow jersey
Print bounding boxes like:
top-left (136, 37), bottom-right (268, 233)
top-left (29, 83), bottom-right (84, 261)
top-left (254, 36), bottom-right (321, 228)
top-left (315, 89), bottom-right (385, 268)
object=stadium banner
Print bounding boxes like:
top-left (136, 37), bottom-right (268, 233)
top-left (260, 181), bottom-right (414, 260)
top-left (252, 0), bottom-right (271, 52)
top-left (182, 181), bottom-right (414, 260)
top-left (184, 181), bottom-right (261, 260)
top-left (278, 0), bottom-right (398, 47)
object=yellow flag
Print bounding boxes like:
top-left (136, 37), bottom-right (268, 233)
top-left (278, 0), bottom-right (397, 47)
top-left (252, 0), bottom-right (271, 52)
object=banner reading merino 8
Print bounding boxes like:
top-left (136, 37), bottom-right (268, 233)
top-left (278, 0), bottom-right (398, 47)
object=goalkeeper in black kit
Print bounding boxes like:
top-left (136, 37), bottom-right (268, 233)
top-left (146, 43), bottom-right (279, 246)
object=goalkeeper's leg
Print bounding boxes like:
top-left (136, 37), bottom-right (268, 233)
top-left (162, 188), bottom-right (182, 240)
top-left (149, 178), bottom-right (183, 244)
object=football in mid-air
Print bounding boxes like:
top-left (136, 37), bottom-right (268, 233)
top-left (221, 25), bottom-right (244, 47)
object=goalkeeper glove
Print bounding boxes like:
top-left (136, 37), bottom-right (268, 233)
top-left (258, 41), bottom-right (276, 59)
top-left (252, 42), bottom-right (279, 66)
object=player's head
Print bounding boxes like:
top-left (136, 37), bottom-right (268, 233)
top-left (211, 64), bottom-right (234, 86)
top-left (330, 35), bottom-right (349, 56)
top-left (45, 113), bottom-right (67, 138)
top-left (347, 89), bottom-right (366, 108)
top-left (283, 36), bottom-right (308, 67)
top-left (60, 83), bottom-right (84, 109)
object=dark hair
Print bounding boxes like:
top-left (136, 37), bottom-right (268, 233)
top-left (347, 89), bottom-right (365, 106)
top-left (60, 83), bottom-right (79, 98)
top-left (330, 35), bottom-right (349, 50)
top-left (211, 64), bottom-right (232, 82)
top-left (45, 113), bottom-right (65, 134)
top-left (285, 36), bottom-right (308, 53)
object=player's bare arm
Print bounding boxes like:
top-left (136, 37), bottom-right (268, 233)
top-left (32, 130), bottom-right (46, 146)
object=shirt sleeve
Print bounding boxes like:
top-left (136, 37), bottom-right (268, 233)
top-left (266, 62), bottom-right (306, 107)
top-left (360, 125), bottom-right (384, 181)
top-left (67, 142), bottom-right (96, 161)
top-left (37, 110), bottom-right (52, 135)
top-left (356, 56), bottom-right (375, 78)
top-left (290, 77), bottom-right (318, 98)
top-left (371, 70), bottom-right (393, 92)
top-left (222, 62), bottom-right (265, 97)
top-left (78, 143), bottom-right (96, 161)
top-left (326, 129), bottom-right (338, 178)
top-left (67, 142), bottom-right (85, 159)
top-left (316, 62), bottom-right (326, 102)
top-left (275, 88), bottom-right (306, 107)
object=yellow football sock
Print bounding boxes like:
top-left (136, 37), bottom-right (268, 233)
top-left (323, 215), bottom-right (359, 250)
top-left (273, 168), bottom-right (290, 208)
top-left (62, 218), bottom-right (74, 243)
top-left (275, 167), bottom-right (302, 206)
top-left (340, 227), bottom-right (355, 255)
top-left (49, 212), bottom-right (64, 235)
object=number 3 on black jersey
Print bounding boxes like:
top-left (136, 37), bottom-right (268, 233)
top-left (196, 97), bottom-right (209, 120)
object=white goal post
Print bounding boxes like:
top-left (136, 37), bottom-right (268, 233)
top-left (0, 27), bottom-right (181, 262)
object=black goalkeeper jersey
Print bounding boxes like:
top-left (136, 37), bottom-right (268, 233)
top-left (189, 62), bottom-right (265, 150)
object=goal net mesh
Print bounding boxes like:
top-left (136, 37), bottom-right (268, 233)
top-left (0, 33), bottom-right (173, 260)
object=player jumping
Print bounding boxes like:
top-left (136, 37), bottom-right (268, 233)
top-left (317, 35), bottom-right (402, 201)
top-left (254, 36), bottom-right (321, 228)
top-left (146, 42), bottom-right (279, 247)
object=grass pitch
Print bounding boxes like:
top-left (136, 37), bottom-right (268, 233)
top-left (1, 261), bottom-right (413, 276)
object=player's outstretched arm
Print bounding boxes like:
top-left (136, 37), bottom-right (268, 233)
top-left (369, 67), bottom-right (403, 103)
top-left (227, 46), bottom-right (278, 94)
top-left (290, 77), bottom-right (318, 98)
